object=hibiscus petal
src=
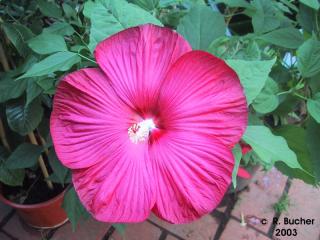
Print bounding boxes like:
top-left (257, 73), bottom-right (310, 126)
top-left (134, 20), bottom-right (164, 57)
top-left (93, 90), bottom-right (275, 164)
top-left (50, 68), bottom-right (135, 169)
top-left (94, 24), bottom-right (191, 114)
top-left (149, 131), bottom-right (233, 223)
top-left (72, 140), bottom-right (155, 222)
top-left (158, 51), bottom-right (248, 147)
top-left (237, 167), bottom-right (251, 179)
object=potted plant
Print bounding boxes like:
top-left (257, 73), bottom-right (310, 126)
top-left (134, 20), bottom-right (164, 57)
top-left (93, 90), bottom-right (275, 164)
top-left (0, 0), bottom-right (88, 229)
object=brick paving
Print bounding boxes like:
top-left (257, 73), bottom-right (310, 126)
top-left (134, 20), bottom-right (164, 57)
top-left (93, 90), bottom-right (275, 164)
top-left (0, 168), bottom-right (319, 240)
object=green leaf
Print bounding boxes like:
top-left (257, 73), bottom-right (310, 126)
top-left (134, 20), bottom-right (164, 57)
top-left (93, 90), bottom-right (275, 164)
top-left (252, 77), bottom-right (279, 114)
top-left (28, 33), bottom-right (68, 55)
top-left (6, 97), bottom-right (44, 136)
top-left (130, 0), bottom-right (159, 10)
top-left (37, 0), bottom-right (63, 18)
top-left (297, 4), bottom-right (319, 34)
top-left (0, 147), bottom-right (25, 186)
top-left (63, 3), bottom-right (77, 19)
top-left (299, 0), bottom-right (320, 10)
top-left (297, 38), bottom-right (320, 78)
top-left (177, 5), bottom-right (226, 50)
top-left (26, 79), bottom-right (43, 105)
top-left (43, 22), bottom-right (75, 36)
top-left (113, 224), bottom-right (127, 235)
top-left (83, 1), bottom-right (96, 18)
top-left (48, 148), bottom-right (68, 185)
top-left (259, 28), bottom-right (304, 49)
top-left (2, 23), bottom-right (34, 57)
top-left (215, 0), bottom-right (253, 8)
top-left (232, 144), bottom-right (242, 188)
top-left (274, 126), bottom-right (316, 185)
top-left (36, 78), bottom-right (56, 92)
top-left (208, 38), bottom-right (261, 60)
top-left (6, 143), bottom-right (42, 169)
top-left (18, 52), bottom-right (80, 79)
top-left (307, 93), bottom-right (320, 123)
top-left (226, 58), bottom-right (276, 104)
top-left (86, 0), bottom-right (162, 52)
top-left (242, 125), bottom-right (301, 169)
top-left (62, 187), bottom-right (90, 231)
top-left (0, 167), bottom-right (25, 186)
top-left (250, 0), bottom-right (281, 34)
top-left (306, 119), bottom-right (320, 182)
top-left (0, 78), bottom-right (28, 103)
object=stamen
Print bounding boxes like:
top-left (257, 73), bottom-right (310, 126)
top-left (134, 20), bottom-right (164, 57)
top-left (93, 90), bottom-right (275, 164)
top-left (128, 119), bottom-right (156, 144)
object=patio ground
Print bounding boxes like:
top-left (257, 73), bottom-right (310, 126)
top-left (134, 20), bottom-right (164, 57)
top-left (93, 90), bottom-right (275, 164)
top-left (0, 168), bottom-right (319, 240)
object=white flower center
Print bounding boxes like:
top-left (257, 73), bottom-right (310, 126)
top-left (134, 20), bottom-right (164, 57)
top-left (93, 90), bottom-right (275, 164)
top-left (128, 119), bottom-right (156, 144)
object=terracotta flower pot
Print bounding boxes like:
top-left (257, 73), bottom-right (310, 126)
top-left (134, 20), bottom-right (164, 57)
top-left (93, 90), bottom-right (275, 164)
top-left (0, 185), bottom-right (68, 229)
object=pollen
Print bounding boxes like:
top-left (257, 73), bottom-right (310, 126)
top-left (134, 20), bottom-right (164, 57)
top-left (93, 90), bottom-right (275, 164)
top-left (128, 119), bottom-right (156, 144)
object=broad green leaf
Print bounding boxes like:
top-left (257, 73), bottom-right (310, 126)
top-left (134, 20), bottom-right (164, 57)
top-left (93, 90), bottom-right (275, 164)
top-left (130, 0), bottom-right (159, 10)
top-left (6, 97), bottom-right (44, 136)
top-left (26, 79), bottom-right (43, 105)
top-left (306, 119), bottom-right (320, 182)
top-left (86, 0), bottom-right (162, 52)
top-left (215, 0), bottom-right (253, 8)
top-left (43, 22), bottom-right (75, 36)
top-left (37, 0), bottom-right (63, 18)
top-left (226, 58), bottom-right (276, 104)
top-left (36, 78), bottom-right (56, 92)
top-left (274, 95), bottom-right (299, 116)
top-left (299, 0), bottom-right (320, 10)
top-left (259, 27), bottom-right (304, 49)
top-left (0, 147), bottom-right (25, 186)
top-left (307, 93), bottom-right (320, 123)
top-left (297, 38), bottom-right (320, 78)
top-left (6, 143), bottom-right (42, 169)
top-left (297, 4), bottom-right (319, 34)
top-left (113, 224), bottom-right (127, 235)
top-left (232, 144), bottom-right (242, 188)
top-left (2, 23), bottom-right (34, 57)
top-left (18, 52), bottom-right (80, 79)
top-left (0, 166), bottom-right (25, 186)
top-left (63, 3), bottom-right (77, 19)
top-left (208, 38), bottom-right (261, 60)
top-left (0, 78), bottom-right (28, 103)
top-left (250, 0), bottom-right (281, 34)
top-left (309, 72), bottom-right (320, 93)
top-left (28, 33), bottom-right (68, 55)
top-left (83, 1), bottom-right (96, 18)
top-left (62, 187), bottom-right (90, 231)
top-left (48, 148), bottom-right (68, 185)
top-left (177, 5), bottom-right (226, 50)
top-left (242, 126), bottom-right (301, 169)
top-left (274, 126), bottom-right (316, 185)
top-left (252, 77), bottom-right (279, 114)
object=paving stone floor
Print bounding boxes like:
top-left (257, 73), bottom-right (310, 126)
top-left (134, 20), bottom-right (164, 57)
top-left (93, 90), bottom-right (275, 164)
top-left (0, 168), bottom-right (319, 240)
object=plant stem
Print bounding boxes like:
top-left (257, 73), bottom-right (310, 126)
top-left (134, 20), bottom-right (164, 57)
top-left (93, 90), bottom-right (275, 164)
top-left (293, 92), bottom-right (308, 101)
top-left (1, 37), bottom-right (54, 190)
top-left (0, 42), bottom-right (10, 71)
top-left (74, 30), bottom-right (90, 51)
top-left (277, 90), bottom-right (292, 96)
top-left (0, 43), bottom-right (11, 152)
top-left (28, 132), bottom-right (54, 190)
top-left (226, 7), bottom-right (238, 26)
top-left (77, 53), bottom-right (97, 64)
top-left (0, 119), bottom-right (11, 151)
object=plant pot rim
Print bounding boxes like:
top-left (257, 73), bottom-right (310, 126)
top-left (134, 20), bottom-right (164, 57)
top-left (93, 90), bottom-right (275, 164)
top-left (0, 184), bottom-right (68, 209)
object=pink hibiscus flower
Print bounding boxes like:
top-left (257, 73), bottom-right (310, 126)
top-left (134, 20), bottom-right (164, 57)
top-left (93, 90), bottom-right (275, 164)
top-left (50, 24), bottom-right (248, 224)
